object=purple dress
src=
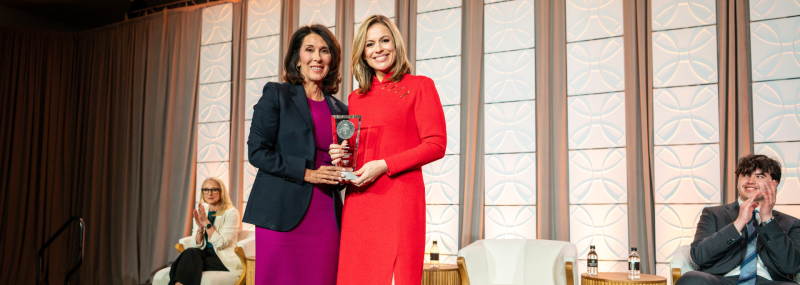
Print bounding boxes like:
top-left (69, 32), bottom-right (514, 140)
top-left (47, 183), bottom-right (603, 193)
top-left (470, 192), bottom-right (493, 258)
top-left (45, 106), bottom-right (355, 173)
top-left (255, 98), bottom-right (339, 284)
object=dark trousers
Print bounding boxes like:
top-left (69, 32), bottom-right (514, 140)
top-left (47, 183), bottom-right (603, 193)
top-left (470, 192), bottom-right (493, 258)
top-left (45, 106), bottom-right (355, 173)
top-left (168, 248), bottom-right (228, 285)
top-left (676, 271), bottom-right (795, 285)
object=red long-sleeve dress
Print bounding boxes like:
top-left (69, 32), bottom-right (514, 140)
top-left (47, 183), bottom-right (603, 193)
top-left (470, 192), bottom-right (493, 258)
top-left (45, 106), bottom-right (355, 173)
top-left (336, 73), bottom-right (447, 285)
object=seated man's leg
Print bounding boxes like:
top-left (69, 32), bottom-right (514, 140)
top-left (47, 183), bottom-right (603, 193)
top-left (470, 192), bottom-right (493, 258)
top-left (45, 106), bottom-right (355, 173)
top-left (755, 276), bottom-right (798, 285)
top-left (675, 271), bottom-right (738, 285)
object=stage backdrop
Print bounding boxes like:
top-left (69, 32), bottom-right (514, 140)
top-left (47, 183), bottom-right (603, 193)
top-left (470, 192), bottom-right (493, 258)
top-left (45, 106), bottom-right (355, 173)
top-left (193, 0), bottom-right (799, 283)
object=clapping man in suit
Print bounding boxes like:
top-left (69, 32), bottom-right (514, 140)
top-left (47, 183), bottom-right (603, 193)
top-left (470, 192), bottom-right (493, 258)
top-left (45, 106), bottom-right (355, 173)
top-left (677, 154), bottom-right (800, 285)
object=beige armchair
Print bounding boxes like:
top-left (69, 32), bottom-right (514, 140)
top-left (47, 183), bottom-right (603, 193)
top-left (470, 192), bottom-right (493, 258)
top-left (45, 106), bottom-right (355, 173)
top-left (456, 239), bottom-right (577, 285)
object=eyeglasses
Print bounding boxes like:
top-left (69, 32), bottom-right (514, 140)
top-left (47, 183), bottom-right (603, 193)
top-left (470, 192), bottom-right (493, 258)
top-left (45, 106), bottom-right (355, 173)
top-left (201, 188), bottom-right (221, 193)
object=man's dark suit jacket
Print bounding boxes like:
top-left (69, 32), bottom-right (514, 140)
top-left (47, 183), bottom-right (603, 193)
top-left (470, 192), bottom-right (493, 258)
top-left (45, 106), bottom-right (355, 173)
top-left (690, 201), bottom-right (800, 282)
top-left (242, 82), bottom-right (348, 232)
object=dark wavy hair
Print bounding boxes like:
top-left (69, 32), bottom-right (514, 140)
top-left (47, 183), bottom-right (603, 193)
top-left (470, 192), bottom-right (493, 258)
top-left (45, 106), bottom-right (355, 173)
top-left (735, 154), bottom-right (782, 181)
top-left (283, 24), bottom-right (342, 94)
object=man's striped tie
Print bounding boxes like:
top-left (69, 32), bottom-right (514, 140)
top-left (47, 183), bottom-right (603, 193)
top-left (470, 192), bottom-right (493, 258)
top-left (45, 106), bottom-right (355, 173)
top-left (737, 210), bottom-right (759, 285)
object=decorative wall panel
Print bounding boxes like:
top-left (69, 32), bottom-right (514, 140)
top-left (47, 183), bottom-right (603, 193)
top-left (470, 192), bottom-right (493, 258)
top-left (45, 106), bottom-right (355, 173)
top-left (483, 0), bottom-right (534, 53)
top-left (243, 162), bottom-right (257, 203)
top-left (484, 49), bottom-right (536, 103)
top-left (417, 56), bottom-right (461, 106)
top-left (299, 0), bottom-right (336, 27)
top-left (417, 8), bottom-right (462, 60)
top-left (485, 153), bottom-right (537, 205)
top-left (755, 142), bottom-right (800, 203)
top-left (443, 106), bottom-right (460, 155)
top-left (485, 101), bottom-right (536, 154)
top-left (200, 43), bottom-right (233, 84)
top-left (752, 79), bottom-right (800, 142)
top-left (199, 82), bottom-right (232, 123)
top-left (569, 204), bottom-right (629, 260)
top-left (484, 206), bottom-right (537, 239)
top-left (198, 122), bottom-right (231, 162)
top-left (652, 0), bottom-right (716, 31)
top-left (654, 85), bottom-right (720, 145)
top-left (653, 27), bottom-right (718, 87)
top-left (566, 37), bottom-right (625, 95)
top-left (426, 205), bottom-right (460, 255)
top-left (565, 0), bottom-right (623, 42)
top-left (567, 93), bottom-right (626, 149)
top-left (751, 17), bottom-right (800, 82)
top-left (750, 0), bottom-right (800, 22)
top-left (423, 155), bottom-right (460, 204)
top-left (244, 120), bottom-right (251, 160)
top-left (418, 0), bottom-right (461, 14)
top-left (246, 35), bottom-right (280, 79)
top-left (202, 3), bottom-right (233, 45)
top-left (568, 148), bottom-right (628, 204)
top-left (654, 144), bottom-right (721, 203)
top-left (354, 0), bottom-right (394, 23)
top-left (654, 204), bottom-right (709, 262)
top-left (247, 0), bottom-right (281, 38)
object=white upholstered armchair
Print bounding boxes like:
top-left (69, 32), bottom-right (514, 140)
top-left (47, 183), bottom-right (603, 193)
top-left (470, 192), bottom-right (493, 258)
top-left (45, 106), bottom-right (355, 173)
top-left (456, 239), bottom-right (578, 285)
top-left (670, 245), bottom-right (800, 285)
top-left (153, 230), bottom-right (255, 285)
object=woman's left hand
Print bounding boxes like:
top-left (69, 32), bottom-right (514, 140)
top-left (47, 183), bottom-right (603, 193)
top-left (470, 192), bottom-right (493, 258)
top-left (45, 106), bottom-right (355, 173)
top-left (352, 160), bottom-right (388, 187)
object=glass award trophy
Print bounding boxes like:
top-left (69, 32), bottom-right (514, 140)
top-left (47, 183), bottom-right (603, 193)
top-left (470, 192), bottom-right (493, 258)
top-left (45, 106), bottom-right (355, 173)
top-left (331, 115), bottom-right (361, 180)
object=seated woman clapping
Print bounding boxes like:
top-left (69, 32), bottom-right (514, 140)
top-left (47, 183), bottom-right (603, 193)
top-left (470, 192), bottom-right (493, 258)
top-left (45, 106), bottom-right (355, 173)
top-left (168, 177), bottom-right (241, 285)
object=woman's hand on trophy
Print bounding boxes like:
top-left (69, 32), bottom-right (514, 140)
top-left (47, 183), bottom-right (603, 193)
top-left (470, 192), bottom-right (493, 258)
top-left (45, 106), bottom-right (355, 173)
top-left (329, 140), bottom-right (349, 166)
top-left (304, 165), bottom-right (345, 185)
top-left (352, 160), bottom-right (388, 187)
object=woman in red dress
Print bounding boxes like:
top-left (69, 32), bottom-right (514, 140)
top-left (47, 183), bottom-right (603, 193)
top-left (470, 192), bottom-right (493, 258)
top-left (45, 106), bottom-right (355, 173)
top-left (330, 15), bottom-right (446, 285)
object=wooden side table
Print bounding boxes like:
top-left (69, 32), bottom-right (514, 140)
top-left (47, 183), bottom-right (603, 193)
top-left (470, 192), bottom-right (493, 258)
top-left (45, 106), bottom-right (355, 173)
top-left (423, 263), bottom-right (461, 285)
top-left (246, 258), bottom-right (255, 285)
top-left (581, 272), bottom-right (667, 285)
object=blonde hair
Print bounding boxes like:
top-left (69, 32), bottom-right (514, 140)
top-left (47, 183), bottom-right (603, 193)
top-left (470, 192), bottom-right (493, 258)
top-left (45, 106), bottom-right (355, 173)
top-left (351, 15), bottom-right (412, 94)
top-left (200, 177), bottom-right (233, 217)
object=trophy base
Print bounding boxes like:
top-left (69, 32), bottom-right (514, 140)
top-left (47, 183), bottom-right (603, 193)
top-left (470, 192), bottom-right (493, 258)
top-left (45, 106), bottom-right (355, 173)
top-left (341, 171), bottom-right (359, 181)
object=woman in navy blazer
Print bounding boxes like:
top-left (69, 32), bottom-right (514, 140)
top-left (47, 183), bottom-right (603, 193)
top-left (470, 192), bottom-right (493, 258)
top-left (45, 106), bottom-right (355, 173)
top-left (242, 25), bottom-right (348, 284)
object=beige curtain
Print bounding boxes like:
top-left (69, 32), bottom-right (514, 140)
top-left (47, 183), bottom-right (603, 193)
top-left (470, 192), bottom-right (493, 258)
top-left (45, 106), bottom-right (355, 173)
top-left (623, 0), bottom-right (656, 274)
top-left (0, 5), bottom-right (202, 284)
top-left (0, 30), bottom-right (81, 285)
top-left (718, 0), bottom-right (754, 204)
top-left (535, 0), bottom-right (571, 242)
top-left (459, 0), bottom-right (486, 246)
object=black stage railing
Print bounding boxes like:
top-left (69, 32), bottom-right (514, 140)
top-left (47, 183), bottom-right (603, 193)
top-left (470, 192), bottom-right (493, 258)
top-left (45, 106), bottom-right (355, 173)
top-left (36, 216), bottom-right (85, 285)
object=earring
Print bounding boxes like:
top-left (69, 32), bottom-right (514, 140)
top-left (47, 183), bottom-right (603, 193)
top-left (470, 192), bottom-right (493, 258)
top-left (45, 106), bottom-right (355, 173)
top-left (296, 65), bottom-right (301, 71)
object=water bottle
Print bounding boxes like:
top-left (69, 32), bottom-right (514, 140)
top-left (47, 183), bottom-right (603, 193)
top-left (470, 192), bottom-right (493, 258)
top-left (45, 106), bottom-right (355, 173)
top-left (628, 247), bottom-right (640, 280)
top-left (430, 241), bottom-right (440, 269)
top-left (587, 245), bottom-right (598, 276)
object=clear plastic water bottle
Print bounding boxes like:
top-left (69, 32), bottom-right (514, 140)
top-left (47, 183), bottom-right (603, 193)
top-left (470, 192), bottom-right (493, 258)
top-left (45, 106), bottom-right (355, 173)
top-left (587, 245), bottom-right (598, 276)
top-left (430, 241), bottom-right (440, 269)
top-left (628, 247), bottom-right (640, 280)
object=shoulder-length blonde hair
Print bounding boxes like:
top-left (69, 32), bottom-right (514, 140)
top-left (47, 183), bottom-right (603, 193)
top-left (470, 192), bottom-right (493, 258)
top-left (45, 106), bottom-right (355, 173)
top-left (352, 15), bottom-right (412, 94)
top-left (200, 177), bottom-right (233, 217)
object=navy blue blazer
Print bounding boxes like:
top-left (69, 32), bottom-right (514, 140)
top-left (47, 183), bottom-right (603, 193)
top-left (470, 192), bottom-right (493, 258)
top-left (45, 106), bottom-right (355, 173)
top-left (242, 82), bottom-right (348, 232)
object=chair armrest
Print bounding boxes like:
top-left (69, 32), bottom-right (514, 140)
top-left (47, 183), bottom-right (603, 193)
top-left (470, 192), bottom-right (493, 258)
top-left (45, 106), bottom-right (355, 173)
top-left (178, 236), bottom-right (195, 252)
top-left (670, 245), bottom-right (698, 284)
top-left (234, 247), bottom-right (247, 285)
top-left (457, 240), bottom-right (489, 285)
top-left (566, 261), bottom-right (574, 285)
top-left (457, 257), bottom-right (470, 285)
top-left (237, 236), bottom-right (256, 259)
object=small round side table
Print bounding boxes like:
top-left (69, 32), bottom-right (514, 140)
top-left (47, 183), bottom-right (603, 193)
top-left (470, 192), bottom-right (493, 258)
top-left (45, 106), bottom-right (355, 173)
top-left (422, 263), bottom-right (461, 285)
top-left (581, 272), bottom-right (667, 285)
